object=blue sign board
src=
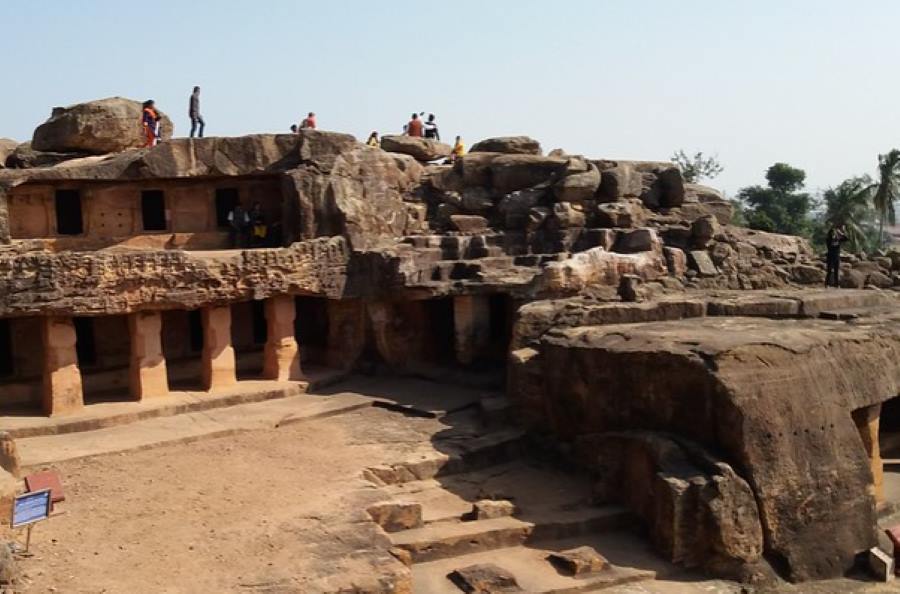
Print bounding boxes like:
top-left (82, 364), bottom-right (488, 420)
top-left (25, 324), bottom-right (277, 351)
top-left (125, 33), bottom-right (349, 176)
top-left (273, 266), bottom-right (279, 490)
top-left (11, 489), bottom-right (52, 528)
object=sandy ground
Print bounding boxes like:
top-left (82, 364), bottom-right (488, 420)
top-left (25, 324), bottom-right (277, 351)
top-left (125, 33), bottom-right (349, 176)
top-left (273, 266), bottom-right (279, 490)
top-left (7, 405), bottom-right (443, 593)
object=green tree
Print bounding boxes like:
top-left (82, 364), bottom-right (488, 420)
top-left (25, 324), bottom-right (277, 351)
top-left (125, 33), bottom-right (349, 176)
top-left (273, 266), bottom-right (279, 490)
top-left (738, 163), bottom-right (814, 236)
top-left (872, 149), bottom-right (900, 246)
top-left (671, 150), bottom-right (724, 184)
top-left (814, 176), bottom-right (879, 253)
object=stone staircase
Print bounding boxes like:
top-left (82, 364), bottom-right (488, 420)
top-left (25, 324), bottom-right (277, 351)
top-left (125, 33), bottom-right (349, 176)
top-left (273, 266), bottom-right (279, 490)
top-left (362, 406), bottom-right (664, 593)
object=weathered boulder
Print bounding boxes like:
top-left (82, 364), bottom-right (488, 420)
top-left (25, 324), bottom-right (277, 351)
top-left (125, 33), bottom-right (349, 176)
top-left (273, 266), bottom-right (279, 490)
top-left (615, 228), bottom-right (660, 254)
top-left (552, 202), bottom-right (585, 229)
top-left (460, 187), bottom-right (495, 213)
top-left (595, 160), bottom-right (643, 202)
top-left (685, 183), bottom-right (724, 203)
top-left (679, 200), bottom-right (735, 226)
top-left (0, 139), bottom-right (17, 168)
top-left (490, 154), bottom-right (568, 194)
top-left (634, 162), bottom-right (686, 208)
top-left (32, 97), bottom-right (174, 154)
top-left (367, 501), bottom-right (423, 533)
top-left (791, 264), bottom-right (825, 285)
top-left (514, 314), bottom-right (900, 581)
top-left (553, 163), bottom-right (601, 203)
top-left (449, 564), bottom-right (522, 593)
top-left (541, 245), bottom-right (666, 294)
top-left (380, 135), bottom-right (451, 162)
top-left (471, 499), bottom-right (517, 520)
top-left (5, 142), bottom-right (89, 169)
top-left (454, 152), bottom-right (501, 187)
top-left (470, 136), bottom-right (542, 155)
top-left (688, 250), bottom-right (718, 276)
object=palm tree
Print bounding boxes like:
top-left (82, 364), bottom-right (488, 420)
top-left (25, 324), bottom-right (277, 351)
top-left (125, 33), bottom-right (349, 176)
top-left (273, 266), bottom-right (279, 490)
top-left (822, 176), bottom-right (878, 253)
top-left (872, 149), bottom-right (900, 246)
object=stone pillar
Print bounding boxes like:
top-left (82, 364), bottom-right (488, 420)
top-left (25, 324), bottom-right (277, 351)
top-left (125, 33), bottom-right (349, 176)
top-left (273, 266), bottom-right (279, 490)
top-left (853, 403), bottom-right (884, 504)
top-left (201, 305), bottom-right (236, 391)
top-left (263, 296), bottom-right (302, 381)
top-left (42, 316), bottom-right (84, 416)
top-left (453, 295), bottom-right (491, 366)
top-left (129, 311), bottom-right (169, 400)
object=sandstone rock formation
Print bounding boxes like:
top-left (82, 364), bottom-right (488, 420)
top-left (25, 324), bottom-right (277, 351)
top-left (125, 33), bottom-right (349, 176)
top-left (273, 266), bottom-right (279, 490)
top-left (379, 135), bottom-right (451, 162)
top-left (470, 136), bottom-right (542, 155)
top-left (32, 97), bottom-right (174, 154)
top-left (0, 139), bottom-right (17, 168)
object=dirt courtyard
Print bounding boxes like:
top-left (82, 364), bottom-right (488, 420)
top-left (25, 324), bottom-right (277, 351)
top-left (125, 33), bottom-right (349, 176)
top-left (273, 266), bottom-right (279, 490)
top-left (7, 401), bottom-right (443, 593)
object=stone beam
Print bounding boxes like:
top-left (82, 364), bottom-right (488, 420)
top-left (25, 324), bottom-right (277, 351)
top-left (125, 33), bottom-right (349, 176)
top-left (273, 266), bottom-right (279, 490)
top-left (454, 295), bottom-right (490, 365)
top-left (42, 316), bottom-right (84, 416)
top-left (129, 311), bottom-right (169, 400)
top-left (263, 296), bottom-right (302, 381)
top-left (201, 305), bottom-right (237, 391)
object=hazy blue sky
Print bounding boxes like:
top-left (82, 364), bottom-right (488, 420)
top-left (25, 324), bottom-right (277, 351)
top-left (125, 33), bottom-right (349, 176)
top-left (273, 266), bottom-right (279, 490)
top-left (2, 1), bottom-right (898, 195)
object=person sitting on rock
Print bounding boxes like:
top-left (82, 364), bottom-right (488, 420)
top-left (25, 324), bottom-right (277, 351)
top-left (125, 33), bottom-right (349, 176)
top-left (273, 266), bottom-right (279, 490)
top-left (825, 223), bottom-right (848, 287)
top-left (450, 136), bottom-right (465, 162)
top-left (406, 113), bottom-right (423, 137)
top-left (227, 202), bottom-right (250, 248)
top-left (424, 114), bottom-right (440, 141)
top-left (290, 124), bottom-right (299, 134)
top-left (366, 131), bottom-right (380, 147)
top-left (300, 112), bottom-right (316, 130)
top-left (141, 100), bottom-right (161, 148)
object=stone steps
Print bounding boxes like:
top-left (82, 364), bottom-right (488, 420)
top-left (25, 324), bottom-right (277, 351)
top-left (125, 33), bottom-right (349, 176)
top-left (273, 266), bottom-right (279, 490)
top-left (411, 543), bottom-right (656, 594)
top-left (390, 505), bottom-right (632, 563)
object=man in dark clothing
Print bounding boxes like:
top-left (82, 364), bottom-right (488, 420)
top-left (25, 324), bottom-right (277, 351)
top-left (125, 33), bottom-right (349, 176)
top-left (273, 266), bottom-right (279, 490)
top-left (825, 224), bottom-right (847, 287)
top-left (189, 86), bottom-right (205, 138)
top-left (227, 203), bottom-right (249, 248)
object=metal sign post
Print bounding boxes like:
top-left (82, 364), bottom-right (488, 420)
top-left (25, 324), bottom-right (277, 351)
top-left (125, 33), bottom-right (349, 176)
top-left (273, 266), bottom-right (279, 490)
top-left (10, 489), bottom-right (52, 555)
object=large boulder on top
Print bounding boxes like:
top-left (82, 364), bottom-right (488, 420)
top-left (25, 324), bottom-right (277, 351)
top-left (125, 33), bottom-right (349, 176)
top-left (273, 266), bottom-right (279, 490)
top-left (490, 154), bottom-right (568, 193)
top-left (553, 163), bottom-right (601, 203)
top-left (0, 139), bottom-right (17, 168)
top-left (380, 135), bottom-right (451, 162)
top-left (32, 97), bottom-right (174, 155)
top-left (470, 136), bottom-right (542, 155)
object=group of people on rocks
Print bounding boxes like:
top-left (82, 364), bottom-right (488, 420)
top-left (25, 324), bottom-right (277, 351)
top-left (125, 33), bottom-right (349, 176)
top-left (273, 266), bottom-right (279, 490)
top-left (143, 90), bottom-right (465, 162)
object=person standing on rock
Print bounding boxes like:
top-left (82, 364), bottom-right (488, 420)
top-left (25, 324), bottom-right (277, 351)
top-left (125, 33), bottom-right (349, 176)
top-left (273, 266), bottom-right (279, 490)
top-left (406, 113), bottom-right (423, 137)
top-left (825, 223), bottom-right (848, 287)
top-left (424, 114), bottom-right (440, 141)
top-left (366, 131), bottom-right (380, 147)
top-left (300, 112), bottom-right (316, 130)
top-left (189, 86), bottom-right (205, 138)
top-left (141, 100), bottom-right (161, 147)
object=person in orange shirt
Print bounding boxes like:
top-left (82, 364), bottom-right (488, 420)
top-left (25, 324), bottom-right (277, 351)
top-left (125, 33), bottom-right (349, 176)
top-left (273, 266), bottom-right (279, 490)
top-left (450, 136), bottom-right (465, 162)
top-left (405, 113), bottom-right (423, 137)
top-left (300, 112), bottom-right (316, 129)
top-left (141, 100), bottom-right (161, 147)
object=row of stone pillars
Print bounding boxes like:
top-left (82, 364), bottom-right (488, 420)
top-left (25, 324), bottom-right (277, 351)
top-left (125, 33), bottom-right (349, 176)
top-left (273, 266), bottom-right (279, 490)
top-left (42, 296), bottom-right (302, 417)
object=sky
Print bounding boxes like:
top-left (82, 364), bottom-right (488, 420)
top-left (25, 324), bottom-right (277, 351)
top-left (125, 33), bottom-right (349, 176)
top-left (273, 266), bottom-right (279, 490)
top-left (2, 1), bottom-right (899, 196)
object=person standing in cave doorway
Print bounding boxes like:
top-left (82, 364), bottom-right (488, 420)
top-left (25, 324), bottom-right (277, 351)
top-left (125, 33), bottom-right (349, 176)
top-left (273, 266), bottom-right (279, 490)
top-left (189, 86), bottom-right (205, 138)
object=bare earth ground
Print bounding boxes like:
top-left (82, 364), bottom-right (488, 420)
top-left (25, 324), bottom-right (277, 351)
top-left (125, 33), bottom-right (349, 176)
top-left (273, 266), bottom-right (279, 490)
top-left (1, 377), bottom-right (897, 593)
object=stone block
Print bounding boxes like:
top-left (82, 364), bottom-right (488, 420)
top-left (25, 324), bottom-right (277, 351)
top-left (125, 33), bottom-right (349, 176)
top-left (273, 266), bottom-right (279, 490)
top-left (664, 247), bottom-right (687, 277)
top-left (547, 546), bottom-right (608, 576)
top-left (450, 215), bottom-right (489, 233)
top-left (367, 501), bottom-right (423, 533)
top-left (688, 250), bottom-right (718, 277)
top-left (552, 202), bottom-right (585, 229)
top-left (448, 563), bottom-right (522, 593)
top-left (471, 499), bottom-right (517, 520)
top-left (869, 547), bottom-right (894, 582)
top-left (614, 228), bottom-right (658, 253)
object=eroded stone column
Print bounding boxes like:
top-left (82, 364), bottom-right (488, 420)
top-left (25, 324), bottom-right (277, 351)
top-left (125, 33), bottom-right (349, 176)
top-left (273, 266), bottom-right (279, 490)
top-left (42, 316), bottom-right (84, 416)
top-left (201, 305), bottom-right (236, 391)
top-left (263, 296), bottom-right (302, 381)
top-left (453, 295), bottom-right (491, 366)
top-left (853, 403), bottom-right (884, 504)
top-left (129, 311), bottom-right (169, 400)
